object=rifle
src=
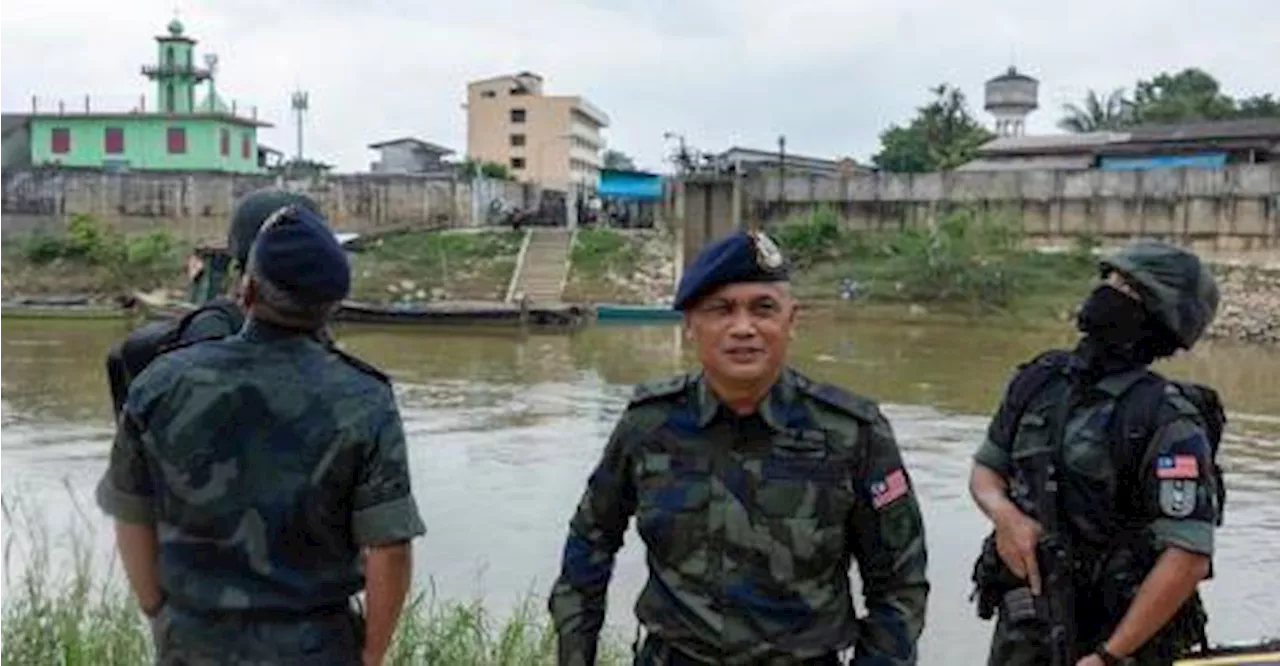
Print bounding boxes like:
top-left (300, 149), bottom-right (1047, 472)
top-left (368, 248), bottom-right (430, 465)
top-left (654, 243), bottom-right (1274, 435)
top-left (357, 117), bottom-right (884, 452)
top-left (1036, 375), bottom-right (1079, 666)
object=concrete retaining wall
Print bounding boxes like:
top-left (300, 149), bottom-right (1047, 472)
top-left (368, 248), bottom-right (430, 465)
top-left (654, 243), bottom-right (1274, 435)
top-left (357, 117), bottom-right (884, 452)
top-left (734, 164), bottom-right (1280, 253)
top-left (1, 168), bottom-right (531, 243)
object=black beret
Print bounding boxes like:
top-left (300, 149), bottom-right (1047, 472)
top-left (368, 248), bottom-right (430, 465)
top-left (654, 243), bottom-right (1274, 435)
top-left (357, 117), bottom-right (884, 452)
top-left (673, 230), bottom-right (789, 310)
top-left (250, 204), bottom-right (350, 304)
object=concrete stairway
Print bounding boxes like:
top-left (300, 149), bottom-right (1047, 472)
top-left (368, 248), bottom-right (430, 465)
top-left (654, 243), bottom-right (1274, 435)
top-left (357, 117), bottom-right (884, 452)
top-left (506, 228), bottom-right (574, 303)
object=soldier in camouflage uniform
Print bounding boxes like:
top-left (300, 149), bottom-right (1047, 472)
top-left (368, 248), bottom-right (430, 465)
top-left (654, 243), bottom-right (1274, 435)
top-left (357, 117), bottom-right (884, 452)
top-left (96, 204), bottom-right (426, 666)
top-left (181, 187), bottom-right (325, 340)
top-left (548, 229), bottom-right (930, 665)
top-left (969, 239), bottom-right (1223, 666)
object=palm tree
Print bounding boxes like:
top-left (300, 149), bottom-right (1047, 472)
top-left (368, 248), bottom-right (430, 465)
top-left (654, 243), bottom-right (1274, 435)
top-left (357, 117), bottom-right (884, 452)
top-left (1058, 89), bottom-right (1135, 133)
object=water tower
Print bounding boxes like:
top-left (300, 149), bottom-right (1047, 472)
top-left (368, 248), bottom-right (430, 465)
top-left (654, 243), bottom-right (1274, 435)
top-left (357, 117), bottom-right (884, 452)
top-left (984, 66), bottom-right (1039, 137)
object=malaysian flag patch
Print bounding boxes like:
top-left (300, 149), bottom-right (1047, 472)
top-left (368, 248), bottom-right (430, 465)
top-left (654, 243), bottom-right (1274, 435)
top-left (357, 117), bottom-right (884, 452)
top-left (1156, 455), bottom-right (1199, 480)
top-left (870, 468), bottom-right (909, 509)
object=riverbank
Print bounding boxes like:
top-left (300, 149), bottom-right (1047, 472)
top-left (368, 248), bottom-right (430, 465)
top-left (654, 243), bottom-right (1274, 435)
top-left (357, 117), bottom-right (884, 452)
top-left (4, 214), bottom-right (1278, 344)
top-left (0, 498), bottom-right (628, 666)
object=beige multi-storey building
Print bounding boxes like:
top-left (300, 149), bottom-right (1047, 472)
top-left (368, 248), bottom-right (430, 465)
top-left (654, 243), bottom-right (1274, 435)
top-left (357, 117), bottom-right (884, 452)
top-left (465, 72), bottom-right (609, 191)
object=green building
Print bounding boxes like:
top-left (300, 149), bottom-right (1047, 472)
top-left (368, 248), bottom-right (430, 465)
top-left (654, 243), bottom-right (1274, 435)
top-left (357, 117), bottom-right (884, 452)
top-left (23, 19), bottom-right (270, 173)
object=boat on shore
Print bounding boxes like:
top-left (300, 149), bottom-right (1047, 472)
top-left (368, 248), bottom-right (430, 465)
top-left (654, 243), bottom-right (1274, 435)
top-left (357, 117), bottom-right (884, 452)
top-left (594, 302), bottom-right (681, 323)
top-left (125, 293), bottom-right (592, 332)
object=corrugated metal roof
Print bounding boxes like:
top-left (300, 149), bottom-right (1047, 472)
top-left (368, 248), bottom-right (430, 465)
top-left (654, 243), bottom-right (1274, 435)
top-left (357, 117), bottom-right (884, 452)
top-left (1127, 118), bottom-right (1280, 142)
top-left (367, 137), bottom-right (454, 153)
top-left (977, 132), bottom-right (1128, 156)
top-left (957, 155), bottom-right (1095, 171)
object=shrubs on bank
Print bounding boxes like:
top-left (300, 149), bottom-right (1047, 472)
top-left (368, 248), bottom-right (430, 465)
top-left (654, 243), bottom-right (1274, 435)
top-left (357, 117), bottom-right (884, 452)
top-left (17, 214), bottom-right (181, 293)
top-left (772, 207), bottom-right (1096, 310)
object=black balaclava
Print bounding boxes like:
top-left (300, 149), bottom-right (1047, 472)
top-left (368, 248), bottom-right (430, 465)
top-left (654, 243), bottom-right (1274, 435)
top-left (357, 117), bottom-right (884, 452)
top-left (1074, 284), bottom-right (1181, 379)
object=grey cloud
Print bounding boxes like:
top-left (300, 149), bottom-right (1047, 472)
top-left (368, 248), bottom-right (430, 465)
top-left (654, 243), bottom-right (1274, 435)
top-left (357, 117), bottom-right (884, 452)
top-left (2, 0), bottom-right (1276, 172)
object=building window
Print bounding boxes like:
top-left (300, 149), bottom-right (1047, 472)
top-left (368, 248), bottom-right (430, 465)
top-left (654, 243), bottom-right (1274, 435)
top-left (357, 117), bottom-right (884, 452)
top-left (510, 108), bottom-right (526, 123)
top-left (104, 127), bottom-right (124, 154)
top-left (50, 128), bottom-right (71, 154)
top-left (167, 127), bottom-right (187, 154)
top-left (241, 134), bottom-right (251, 159)
top-left (220, 128), bottom-right (230, 156)
top-left (510, 134), bottom-right (526, 147)
top-left (510, 157), bottom-right (526, 170)
top-left (166, 83), bottom-right (175, 113)
top-left (166, 47), bottom-right (174, 67)
top-left (480, 90), bottom-right (497, 99)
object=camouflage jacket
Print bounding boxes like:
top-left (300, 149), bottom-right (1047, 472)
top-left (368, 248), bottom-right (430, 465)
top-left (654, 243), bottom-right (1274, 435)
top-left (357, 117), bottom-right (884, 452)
top-left (95, 318), bottom-right (426, 614)
top-left (548, 367), bottom-right (930, 665)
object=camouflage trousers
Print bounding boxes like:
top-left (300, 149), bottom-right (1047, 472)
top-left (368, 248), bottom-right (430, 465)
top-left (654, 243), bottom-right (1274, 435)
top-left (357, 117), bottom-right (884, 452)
top-left (634, 634), bottom-right (842, 666)
top-left (150, 603), bottom-right (363, 666)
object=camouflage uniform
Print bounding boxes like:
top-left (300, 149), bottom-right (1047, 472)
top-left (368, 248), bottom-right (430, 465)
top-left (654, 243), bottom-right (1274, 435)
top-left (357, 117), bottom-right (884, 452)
top-left (548, 368), bottom-right (930, 665)
top-left (96, 318), bottom-right (426, 665)
top-left (971, 240), bottom-right (1222, 666)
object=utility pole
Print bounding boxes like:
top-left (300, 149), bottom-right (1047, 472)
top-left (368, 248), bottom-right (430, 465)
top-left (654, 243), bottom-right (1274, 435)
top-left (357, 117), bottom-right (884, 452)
top-left (777, 134), bottom-right (787, 216)
top-left (291, 90), bottom-right (309, 161)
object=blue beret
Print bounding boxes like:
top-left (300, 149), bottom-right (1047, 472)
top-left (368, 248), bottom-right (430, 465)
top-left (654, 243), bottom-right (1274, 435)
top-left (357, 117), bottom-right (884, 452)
top-left (673, 230), bottom-right (789, 310)
top-left (250, 204), bottom-right (350, 304)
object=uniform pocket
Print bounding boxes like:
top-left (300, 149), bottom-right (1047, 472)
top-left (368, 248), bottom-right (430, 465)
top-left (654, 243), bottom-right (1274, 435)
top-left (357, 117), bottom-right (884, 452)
top-left (635, 454), bottom-right (710, 572)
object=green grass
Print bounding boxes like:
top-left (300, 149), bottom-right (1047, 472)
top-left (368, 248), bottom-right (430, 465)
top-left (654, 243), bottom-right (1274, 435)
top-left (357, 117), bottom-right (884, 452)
top-left (569, 228), bottom-right (641, 278)
top-left (774, 207), bottom-right (1098, 317)
top-left (348, 230), bottom-right (524, 303)
top-left (3, 215), bottom-right (187, 299)
top-left (1, 491), bottom-right (628, 666)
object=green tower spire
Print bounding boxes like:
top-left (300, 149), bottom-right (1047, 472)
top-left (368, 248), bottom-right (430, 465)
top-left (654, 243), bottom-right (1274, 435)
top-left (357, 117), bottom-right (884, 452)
top-left (141, 17), bottom-right (211, 114)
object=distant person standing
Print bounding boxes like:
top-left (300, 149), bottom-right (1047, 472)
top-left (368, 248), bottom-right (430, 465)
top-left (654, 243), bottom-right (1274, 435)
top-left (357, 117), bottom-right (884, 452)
top-left (106, 187), bottom-right (324, 417)
top-left (548, 229), bottom-right (929, 665)
top-left (96, 204), bottom-right (426, 665)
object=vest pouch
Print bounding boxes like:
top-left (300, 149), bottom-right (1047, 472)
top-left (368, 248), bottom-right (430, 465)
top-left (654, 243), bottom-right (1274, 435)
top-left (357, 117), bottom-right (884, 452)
top-left (1009, 412), bottom-right (1053, 517)
top-left (1061, 424), bottom-right (1119, 545)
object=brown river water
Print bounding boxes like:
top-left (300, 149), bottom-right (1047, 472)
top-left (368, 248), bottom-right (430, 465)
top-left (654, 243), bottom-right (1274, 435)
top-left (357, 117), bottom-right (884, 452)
top-left (2, 314), bottom-right (1278, 663)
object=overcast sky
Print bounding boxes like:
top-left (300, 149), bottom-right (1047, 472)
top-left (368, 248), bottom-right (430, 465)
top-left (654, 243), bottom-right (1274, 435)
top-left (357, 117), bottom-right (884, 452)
top-left (3, 0), bottom-right (1276, 173)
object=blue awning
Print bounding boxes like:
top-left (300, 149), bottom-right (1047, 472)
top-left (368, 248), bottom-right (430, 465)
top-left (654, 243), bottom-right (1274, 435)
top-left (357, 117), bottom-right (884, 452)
top-left (599, 169), bottom-right (663, 200)
top-left (1099, 153), bottom-right (1228, 171)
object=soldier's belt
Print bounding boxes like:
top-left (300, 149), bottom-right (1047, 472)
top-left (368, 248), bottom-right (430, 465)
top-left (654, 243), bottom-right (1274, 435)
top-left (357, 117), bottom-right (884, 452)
top-left (169, 598), bottom-right (354, 623)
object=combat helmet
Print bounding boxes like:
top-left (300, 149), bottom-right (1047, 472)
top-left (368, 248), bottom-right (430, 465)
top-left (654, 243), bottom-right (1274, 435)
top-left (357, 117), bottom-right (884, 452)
top-left (1099, 239), bottom-right (1220, 349)
top-left (227, 188), bottom-right (322, 268)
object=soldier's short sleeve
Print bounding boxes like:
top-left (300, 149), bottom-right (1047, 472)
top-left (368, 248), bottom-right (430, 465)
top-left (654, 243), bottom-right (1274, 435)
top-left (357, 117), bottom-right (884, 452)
top-left (178, 307), bottom-right (239, 343)
top-left (973, 364), bottom-right (1039, 476)
top-left (351, 390), bottom-right (426, 546)
top-left (95, 404), bottom-right (156, 524)
top-left (1140, 412), bottom-right (1218, 557)
top-left (846, 407), bottom-right (930, 665)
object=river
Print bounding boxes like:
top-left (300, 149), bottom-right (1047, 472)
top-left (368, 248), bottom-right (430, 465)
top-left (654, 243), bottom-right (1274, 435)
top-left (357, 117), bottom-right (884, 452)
top-left (3, 314), bottom-right (1278, 663)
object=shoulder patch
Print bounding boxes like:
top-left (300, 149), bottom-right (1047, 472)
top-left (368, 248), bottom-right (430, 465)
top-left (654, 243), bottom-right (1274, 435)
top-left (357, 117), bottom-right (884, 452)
top-left (796, 378), bottom-right (879, 423)
top-left (329, 345), bottom-right (390, 384)
top-left (629, 374), bottom-right (689, 406)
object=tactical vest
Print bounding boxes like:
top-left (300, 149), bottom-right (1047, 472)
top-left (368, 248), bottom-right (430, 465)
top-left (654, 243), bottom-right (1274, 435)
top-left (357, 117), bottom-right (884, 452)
top-left (993, 350), bottom-right (1224, 659)
top-left (1004, 352), bottom-right (1226, 545)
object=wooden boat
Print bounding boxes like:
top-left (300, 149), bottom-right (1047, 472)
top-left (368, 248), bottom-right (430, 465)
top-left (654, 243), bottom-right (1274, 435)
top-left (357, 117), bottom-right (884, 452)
top-left (335, 300), bottom-right (590, 330)
top-left (126, 293), bottom-right (591, 331)
top-left (594, 302), bottom-right (681, 323)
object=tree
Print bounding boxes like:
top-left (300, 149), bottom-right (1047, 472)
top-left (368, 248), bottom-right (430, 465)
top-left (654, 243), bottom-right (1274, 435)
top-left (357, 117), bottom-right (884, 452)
top-left (872, 84), bottom-right (994, 173)
top-left (602, 149), bottom-right (636, 171)
top-left (1235, 94), bottom-right (1280, 119)
top-left (1058, 88), bottom-right (1135, 133)
top-left (1056, 69), bottom-right (1279, 130)
top-left (1130, 68), bottom-right (1236, 124)
top-left (460, 158), bottom-right (511, 180)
